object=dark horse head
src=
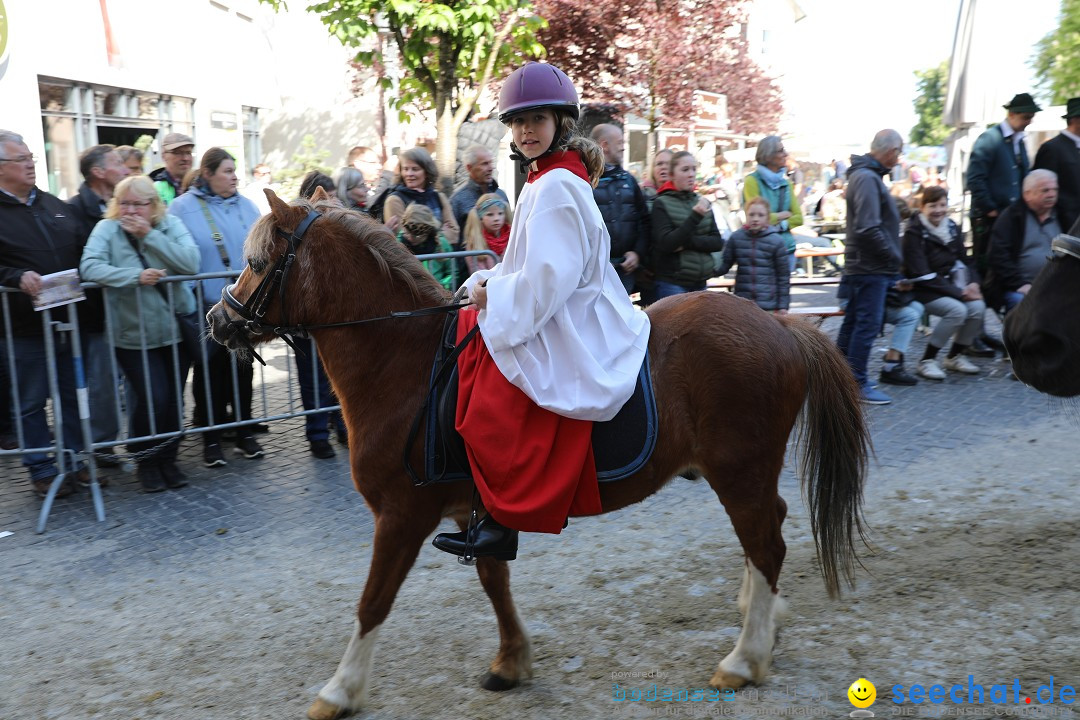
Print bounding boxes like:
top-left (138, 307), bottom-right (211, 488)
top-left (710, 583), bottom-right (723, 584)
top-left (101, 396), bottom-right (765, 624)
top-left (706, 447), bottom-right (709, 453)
top-left (1003, 233), bottom-right (1080, 397)
top-left (206, 186), bottom-right (449, 359)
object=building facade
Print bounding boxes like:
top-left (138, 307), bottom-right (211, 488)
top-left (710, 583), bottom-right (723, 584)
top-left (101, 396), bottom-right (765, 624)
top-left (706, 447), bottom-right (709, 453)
top-left (0, 0), bottom-right (395, 199)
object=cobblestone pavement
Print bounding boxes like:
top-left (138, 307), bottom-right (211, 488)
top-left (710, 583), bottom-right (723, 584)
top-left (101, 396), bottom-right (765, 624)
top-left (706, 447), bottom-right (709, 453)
top-left (2, 296), bottom-right (1076, 719)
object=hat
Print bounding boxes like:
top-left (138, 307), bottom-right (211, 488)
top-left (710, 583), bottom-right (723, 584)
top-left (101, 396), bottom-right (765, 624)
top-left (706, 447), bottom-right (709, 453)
top-left (162, 132), bottom-right (195, 152)
top-left (1003, 93), bottom-right (1042, 114)
top-left (1063, 98), bottom-right (1080, 119)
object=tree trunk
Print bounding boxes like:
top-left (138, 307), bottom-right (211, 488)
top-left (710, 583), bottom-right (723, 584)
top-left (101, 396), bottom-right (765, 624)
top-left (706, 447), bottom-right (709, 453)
top-left (435, 100), bottom-right (459, 197)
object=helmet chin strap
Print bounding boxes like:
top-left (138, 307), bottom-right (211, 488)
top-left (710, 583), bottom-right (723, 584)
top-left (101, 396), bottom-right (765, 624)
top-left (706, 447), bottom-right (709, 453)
top-left (509, 124), bottom-right (563, 174)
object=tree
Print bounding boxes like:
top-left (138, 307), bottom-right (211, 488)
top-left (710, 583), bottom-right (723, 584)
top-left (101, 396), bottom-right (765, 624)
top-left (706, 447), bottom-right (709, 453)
top-left (910, 60), bottom-right (949, 147)
top-left (536, 0), bottom-right (781, 162)
top-left (274, 135), bottom-right (333, 200)
top-left (259, 0), bottom-right (545, 192)
top-left (1033, 0), bottom-right (1080, 104)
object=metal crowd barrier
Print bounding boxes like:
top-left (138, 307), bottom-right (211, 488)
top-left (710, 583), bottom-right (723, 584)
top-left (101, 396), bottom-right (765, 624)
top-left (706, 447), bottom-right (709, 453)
top-left (0, 249), bottom-right (496, 533)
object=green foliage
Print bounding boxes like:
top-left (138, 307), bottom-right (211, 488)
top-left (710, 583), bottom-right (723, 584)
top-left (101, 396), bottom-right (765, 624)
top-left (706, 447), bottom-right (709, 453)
top-left (259, 0), bottom-right (545, 124)
top-left (1033, 0), bottom-right (1080, 104)
top-left (274, 135), bottom-right (333, 201)
top-left (911, 60), bottom-right (949, 146)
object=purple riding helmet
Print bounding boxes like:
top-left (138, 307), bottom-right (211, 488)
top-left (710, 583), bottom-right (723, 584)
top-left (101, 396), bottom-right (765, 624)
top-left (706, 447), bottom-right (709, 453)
top-left (499, 63), bottom-right (580, 170)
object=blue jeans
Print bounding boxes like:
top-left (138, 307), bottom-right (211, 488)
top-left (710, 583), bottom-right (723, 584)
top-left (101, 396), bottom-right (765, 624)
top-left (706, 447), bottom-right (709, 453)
top-left (836, 274), bottom-right (892, 387)
top-left (11, 334), bottom-right (85, 481)
top-left (1004, 291), bottom-right (1025, 314)
top-left (654, 280), bottom-right (705, 300)
top-left (294, 339), bottom-right (344, 442)
top-left (884, 301), bottom-right (924, 356)
top-left (115, 346), bottom-right (186, 465)
top-left (0, 339), bottom-right (12, 437)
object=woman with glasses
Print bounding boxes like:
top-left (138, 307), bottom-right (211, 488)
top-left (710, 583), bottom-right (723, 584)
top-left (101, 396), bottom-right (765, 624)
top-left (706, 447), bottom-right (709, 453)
top-left (79, 175), bottom-right (200, 492)
top-left (743, 135), bottom-right (803, 272)
top-left (334, 167), bottom-right (369, 212)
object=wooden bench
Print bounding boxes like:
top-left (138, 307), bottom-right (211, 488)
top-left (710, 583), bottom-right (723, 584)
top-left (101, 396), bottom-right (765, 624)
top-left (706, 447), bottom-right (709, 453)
top-left (788, 305), bottom-right (844, 326)
top-left (706, 276), bottom-right (840, 292)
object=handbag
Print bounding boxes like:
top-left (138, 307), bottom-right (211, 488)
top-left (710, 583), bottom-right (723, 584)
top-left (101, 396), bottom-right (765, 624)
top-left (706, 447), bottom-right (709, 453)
top-left (126, 231), bottom-right (215, 364)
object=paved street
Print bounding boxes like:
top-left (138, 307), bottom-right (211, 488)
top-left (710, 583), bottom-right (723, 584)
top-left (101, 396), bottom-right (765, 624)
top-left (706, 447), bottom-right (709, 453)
top-left (1, 299), bottom-right (1075, 719)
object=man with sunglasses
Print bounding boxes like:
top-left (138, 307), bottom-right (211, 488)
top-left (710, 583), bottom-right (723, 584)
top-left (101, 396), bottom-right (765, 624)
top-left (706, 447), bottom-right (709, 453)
top-left (149, 132), bottom-right (195, 205)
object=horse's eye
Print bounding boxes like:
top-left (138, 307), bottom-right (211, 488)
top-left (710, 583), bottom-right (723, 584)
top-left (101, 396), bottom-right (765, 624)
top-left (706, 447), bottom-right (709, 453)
top-left (248, 259), bottom-right (266, 274)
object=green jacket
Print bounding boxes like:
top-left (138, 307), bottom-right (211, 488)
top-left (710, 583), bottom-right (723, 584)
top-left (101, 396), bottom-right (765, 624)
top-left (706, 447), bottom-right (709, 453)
top-left (743, 172), bottom-right (801, 254)
top-left (397, 231), bottom-right (458, 291)
top-left (79, 214), bottom-right (200, 350)
top-left (651, 187), bottom-right (725, 287)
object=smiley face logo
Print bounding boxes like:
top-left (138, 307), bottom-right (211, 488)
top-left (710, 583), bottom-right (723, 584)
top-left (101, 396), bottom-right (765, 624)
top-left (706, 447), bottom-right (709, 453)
top-left (848, 678), bottom-right (876, 708)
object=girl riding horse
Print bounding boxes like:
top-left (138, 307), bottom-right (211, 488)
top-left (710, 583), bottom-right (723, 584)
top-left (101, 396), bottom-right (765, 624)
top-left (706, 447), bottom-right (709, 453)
top-left (431, 63), bottom-right (651, 561)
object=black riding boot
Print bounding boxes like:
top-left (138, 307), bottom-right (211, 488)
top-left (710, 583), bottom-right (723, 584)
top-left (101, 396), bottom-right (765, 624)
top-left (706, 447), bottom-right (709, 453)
top-left (432, 515), bottom-right (519, 561)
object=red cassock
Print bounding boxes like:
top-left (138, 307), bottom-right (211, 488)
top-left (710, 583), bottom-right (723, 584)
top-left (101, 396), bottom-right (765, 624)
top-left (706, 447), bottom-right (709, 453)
top-left (454, 308), bottom-right (602, 534)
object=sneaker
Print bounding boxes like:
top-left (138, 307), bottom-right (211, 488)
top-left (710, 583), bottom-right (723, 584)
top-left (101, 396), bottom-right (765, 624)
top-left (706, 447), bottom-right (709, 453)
top-left (879, 365), bottom-right (918, 386)
top-left (943, 355), bottom-right (980, 374)
top-left (963, 338), bottom-right (996, 358)
top-left (917, 359), bottom-right (946, 381)
top-left (0, 433), bottom-right (17, 450)
top-left (74, 468), bottom-right (109, 488)
top-left (860, 385), bottom-right (893, 405)
top-left (309, 439), bottom-right (335, 459)
top-left (31, 475), bottom-right (77, 499)
top-left (234, 436), bottom-right (265, 459)
top-left (204, 443), bottom-right (228, 467)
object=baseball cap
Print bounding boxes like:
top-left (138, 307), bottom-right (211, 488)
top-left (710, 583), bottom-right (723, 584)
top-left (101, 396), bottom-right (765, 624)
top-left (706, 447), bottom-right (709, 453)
top-left (162, 132), bottom-right (195, 152)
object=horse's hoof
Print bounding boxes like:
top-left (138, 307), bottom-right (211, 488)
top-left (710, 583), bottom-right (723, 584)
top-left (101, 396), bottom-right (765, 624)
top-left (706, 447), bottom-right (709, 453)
top-left (307, 697), bottom-right (352, 720)
top-left (481, 671), bottom-right (519, 691)
top-left (709, 668), bottom-right (751, 690)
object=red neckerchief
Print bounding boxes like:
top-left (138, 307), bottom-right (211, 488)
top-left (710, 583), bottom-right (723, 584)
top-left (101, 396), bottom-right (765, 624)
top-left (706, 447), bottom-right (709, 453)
top-left (483, 224), bottom-right (511, 256)
top-left (656, 180), bottom-right (680, 194)
top-left (526, 150), bottom-right (591, 184)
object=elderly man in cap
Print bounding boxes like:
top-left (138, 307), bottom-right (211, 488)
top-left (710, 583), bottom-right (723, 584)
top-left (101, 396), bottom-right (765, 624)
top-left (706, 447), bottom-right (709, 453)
top-left (1034, 98), bottom-right (1080, 234)
top-left (149, 132), bottom-right (195, 205)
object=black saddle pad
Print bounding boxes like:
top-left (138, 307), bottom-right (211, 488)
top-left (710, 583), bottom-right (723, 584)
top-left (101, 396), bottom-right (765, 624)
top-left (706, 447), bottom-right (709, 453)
top-left (410, 314), bottom-right (657, 486)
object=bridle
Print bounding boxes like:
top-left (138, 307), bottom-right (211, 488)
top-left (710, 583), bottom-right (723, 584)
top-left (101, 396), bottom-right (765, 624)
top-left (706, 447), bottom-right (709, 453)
top-left (1051, 233), bottom-right (1080, 263)
top-left (219, 207), bottom-right (469, 365)
top-left (220, 208), bottom-right (321, 363)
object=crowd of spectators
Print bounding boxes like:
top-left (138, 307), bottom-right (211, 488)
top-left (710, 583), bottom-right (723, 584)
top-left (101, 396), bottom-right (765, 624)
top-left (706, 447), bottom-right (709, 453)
top-left (3, 86), bottom-right (1078, 494)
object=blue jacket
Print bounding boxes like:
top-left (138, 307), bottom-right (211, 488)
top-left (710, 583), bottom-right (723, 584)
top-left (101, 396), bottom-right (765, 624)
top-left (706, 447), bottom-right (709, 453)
top-left (593, 164), bottom-right (650, 260)
top-left (966, 124), bottom-right (1028, 218)
top-left (168, 185), bottom-right (261, 304)
top-left (715, 226), bottom-right (790, 311)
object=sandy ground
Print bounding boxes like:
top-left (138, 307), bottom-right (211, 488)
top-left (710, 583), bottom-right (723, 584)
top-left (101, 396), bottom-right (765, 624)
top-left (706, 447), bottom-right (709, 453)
top-left (2, 397), bottom-right (1078, 720)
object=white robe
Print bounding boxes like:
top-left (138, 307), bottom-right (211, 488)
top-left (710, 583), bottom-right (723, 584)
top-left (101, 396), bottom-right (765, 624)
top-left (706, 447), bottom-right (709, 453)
top-left (463, 168), bottom-right (651, 422)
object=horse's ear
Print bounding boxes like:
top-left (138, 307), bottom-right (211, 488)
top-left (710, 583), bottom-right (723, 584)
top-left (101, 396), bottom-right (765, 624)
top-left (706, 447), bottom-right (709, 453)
top-left (310, 186), bottom-right (330, 203)
top-left (265, 188), bottom-right (291, 224)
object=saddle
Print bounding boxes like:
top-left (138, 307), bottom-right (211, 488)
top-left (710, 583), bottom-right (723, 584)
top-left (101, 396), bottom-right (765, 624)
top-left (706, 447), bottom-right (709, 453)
top-left (405, 313), bottom-right (657, 486)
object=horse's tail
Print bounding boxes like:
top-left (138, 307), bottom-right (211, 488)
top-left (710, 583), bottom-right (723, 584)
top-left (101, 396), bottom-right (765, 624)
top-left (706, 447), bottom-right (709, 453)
top-left (781, 316), bottom-right (871, 598)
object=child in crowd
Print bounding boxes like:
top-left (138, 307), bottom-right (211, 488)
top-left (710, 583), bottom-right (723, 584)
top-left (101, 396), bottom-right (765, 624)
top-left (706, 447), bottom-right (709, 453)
top-left (715, 196), bottom-right (790, 314)
top-left (462, 193), bottom-right (512, 273)
top-left (431, 62), bottom-right (650, 562)
top-left (396, 203), bottom-right (457, 291)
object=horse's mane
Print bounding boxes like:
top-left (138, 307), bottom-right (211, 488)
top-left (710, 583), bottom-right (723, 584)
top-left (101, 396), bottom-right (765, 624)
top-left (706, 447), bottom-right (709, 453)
top-left (244, 197), bottom-right (450, 306)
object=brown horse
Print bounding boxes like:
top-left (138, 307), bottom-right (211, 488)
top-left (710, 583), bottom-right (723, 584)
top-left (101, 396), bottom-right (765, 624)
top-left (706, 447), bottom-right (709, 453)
top-left (207, 189), bottom-right (870, 720)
